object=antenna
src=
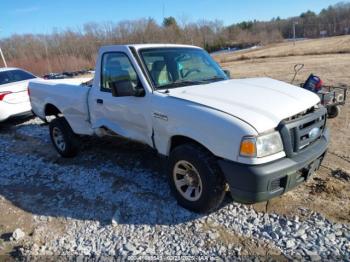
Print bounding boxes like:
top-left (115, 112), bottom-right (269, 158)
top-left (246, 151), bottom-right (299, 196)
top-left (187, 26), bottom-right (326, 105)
top-left (0, 48), bottom-right (7, 68)
top-left (162, 1), bottom-right (165, 20)
top-left (293, 21), bottom-right (299, 46)
top-left (0, 29), bottom-right (7, 67)
top-left (41, 36), bottom-right (52, 73)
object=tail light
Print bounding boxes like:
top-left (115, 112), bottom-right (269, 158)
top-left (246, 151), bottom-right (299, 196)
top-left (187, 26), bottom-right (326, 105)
top-left (0, 91), bottom-right (12, 101)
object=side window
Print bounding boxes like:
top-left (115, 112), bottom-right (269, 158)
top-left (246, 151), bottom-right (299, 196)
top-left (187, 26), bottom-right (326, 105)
top-left (0, 70), bottom-right (35, 85)
top-left (0, 72), bottom-right (10, 85)
top-left (7, 70), bottom-right (36, 82)
top-left (101, 52), bottom-right (139, 92)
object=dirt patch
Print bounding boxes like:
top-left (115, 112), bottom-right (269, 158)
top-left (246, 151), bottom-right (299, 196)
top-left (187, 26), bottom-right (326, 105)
top-left (202, 221), bottom-right (285, 258)
top-left (0, 198), bottom-right (35, 257)
top-left (252, 165), bottom-right (350, 225)
top-left (331, 169), bottom-right (350, 182)
top-left (308, 175), bottom-right (346, 199)
top-left (0, 196), bottom-right (66, 258)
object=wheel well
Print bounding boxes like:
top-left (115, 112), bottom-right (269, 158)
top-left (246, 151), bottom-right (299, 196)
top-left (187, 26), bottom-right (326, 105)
top-left (45, 104), bottom-right (61, 117)
top-left (170, 135), bottom-right (212, 154)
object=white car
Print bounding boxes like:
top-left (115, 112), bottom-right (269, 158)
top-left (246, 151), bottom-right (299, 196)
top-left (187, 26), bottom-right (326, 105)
top-left (0, 67), bottom-right (37, 122)
top-left (29, 44), bottom-right (329, 213)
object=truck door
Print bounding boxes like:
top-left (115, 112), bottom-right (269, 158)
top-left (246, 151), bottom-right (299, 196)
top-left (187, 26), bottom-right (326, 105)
top-left (89, 51), bottom-right (153, 146)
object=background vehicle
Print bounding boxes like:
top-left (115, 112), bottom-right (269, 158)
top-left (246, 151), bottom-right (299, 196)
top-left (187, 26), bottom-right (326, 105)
top-left (0, 67), bottom-right (38, 122)
top-left (28, 44), bottom-right (329, 213)
top-left (0, 67), bottom-right (92, 122)
top-left (43, 72), bottom-right (66, 80)
top-left (43, 69), bottom-right (94, 80)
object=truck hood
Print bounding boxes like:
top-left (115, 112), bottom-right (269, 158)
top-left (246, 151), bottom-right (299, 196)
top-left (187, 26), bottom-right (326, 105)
top-left (168, 78), bottom-right (320, 133)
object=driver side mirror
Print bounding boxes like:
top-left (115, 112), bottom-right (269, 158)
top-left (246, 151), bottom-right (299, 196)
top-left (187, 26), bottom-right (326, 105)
top-left (111, 79), bottom-right (145, 97)
top-left (223, 69), bottom-right (231, 79)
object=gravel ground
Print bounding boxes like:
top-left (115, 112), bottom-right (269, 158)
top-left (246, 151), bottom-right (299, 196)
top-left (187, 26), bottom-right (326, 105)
top-left (0, 117), bottom-right (349, 260)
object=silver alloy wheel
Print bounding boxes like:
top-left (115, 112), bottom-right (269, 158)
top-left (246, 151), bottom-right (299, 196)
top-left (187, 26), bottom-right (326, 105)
top-left (52, 126), bottom-right (66, 152)
top-left (173, 160), bottom-right (203, 201)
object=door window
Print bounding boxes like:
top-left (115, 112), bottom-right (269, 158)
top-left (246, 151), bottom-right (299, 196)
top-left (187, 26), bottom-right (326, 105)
top-left (101, 52), bottom-right (139, 93)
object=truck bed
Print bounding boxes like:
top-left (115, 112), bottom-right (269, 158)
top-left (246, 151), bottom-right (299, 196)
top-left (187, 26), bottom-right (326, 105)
top-left (29, 78), bottom-right (94, 135)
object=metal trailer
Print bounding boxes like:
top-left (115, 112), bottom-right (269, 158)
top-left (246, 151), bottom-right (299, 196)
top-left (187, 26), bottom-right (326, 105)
top-left (307, 84), bottom-right (347, 119)
top-left (291, 63), bottom-right (347, 119)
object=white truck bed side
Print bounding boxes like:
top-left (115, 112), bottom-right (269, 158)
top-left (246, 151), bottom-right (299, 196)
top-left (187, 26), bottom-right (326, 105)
top-left (29, 79), bottom-right (94, 135)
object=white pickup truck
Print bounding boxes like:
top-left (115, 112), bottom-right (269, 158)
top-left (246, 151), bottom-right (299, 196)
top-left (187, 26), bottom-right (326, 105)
top-left (29, 44), bottom-right (329, 213)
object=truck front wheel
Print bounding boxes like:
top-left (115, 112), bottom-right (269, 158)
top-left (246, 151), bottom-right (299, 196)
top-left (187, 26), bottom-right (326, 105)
top-left (49, 117), bottom-right (79, 158)
top-left (168, 144), bottom-right (226, 213)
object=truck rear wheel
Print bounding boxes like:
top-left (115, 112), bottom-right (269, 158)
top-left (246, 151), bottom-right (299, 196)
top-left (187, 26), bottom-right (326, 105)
top-left (168, 144), bottom-right (226, 213)
top-left (49, 117), bottom-right (79, 158)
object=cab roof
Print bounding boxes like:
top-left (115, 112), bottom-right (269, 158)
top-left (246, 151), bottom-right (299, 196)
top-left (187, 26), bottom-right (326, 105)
top-left (127, 44), bottom-right (202, 50)
top-left (99, 44), bottom-right (202, 52)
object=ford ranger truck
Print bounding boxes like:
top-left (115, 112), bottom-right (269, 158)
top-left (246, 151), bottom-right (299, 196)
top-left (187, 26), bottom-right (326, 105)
top-left (28, 44), bottom-right (329, 213)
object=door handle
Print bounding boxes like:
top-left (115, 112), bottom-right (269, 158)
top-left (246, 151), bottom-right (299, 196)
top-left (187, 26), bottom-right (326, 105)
top-left (96, 99), bottom-right (103, 104)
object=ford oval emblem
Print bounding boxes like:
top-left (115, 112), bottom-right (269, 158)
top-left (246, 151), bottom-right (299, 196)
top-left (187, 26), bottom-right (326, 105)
top-left (309, 127), bottom-right (320, 139)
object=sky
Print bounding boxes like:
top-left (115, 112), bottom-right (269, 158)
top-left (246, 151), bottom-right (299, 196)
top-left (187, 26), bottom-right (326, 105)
top-left (0, 0), bottom-right (345, 38)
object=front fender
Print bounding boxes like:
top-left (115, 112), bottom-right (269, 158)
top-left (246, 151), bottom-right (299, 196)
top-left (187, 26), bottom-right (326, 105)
top-left (153, 102), bottom-right (257, 162)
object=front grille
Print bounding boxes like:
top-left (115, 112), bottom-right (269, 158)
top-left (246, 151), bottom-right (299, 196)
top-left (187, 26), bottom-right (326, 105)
top-left (278, 107), bottom-right (327, 157)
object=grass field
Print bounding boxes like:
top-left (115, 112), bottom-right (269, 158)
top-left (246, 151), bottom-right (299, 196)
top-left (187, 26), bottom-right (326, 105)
top-left (213, 35), bottom-right (350, 86)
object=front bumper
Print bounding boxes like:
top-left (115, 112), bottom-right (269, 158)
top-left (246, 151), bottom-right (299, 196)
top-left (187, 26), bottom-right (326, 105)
top-left (218, 128), bottom-right (329, 204)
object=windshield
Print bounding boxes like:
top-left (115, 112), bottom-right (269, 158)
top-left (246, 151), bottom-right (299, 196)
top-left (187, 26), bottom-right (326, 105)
top-left (0, 69), bottom-right (36, 85)
top-left (139, 48), bottom-right (228, 90)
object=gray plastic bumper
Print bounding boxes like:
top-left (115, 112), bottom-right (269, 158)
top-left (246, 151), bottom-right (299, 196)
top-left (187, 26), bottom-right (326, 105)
top-left (218, 129), bottom-right (329, 204)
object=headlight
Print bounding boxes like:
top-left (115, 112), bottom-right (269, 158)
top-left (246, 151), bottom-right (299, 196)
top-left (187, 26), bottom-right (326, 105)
top-left (240, 132), bottom-right (283, 158)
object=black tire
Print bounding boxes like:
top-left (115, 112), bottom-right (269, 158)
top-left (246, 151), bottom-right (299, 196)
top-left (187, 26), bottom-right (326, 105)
top-left (49, 117), bottom-right (79, 158)
top-left (168, 143), bottom-right (226, 213)
top-left (327, 106), bottom-right (340, 119)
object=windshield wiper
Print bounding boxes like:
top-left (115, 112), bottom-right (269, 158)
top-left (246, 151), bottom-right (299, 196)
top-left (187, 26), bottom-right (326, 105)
top-left (201, 76), bottom-right (226, 83)
top-left (156, 80), bottom-right (204, 90)
top-left (156, 77), bottom-right (226, 91)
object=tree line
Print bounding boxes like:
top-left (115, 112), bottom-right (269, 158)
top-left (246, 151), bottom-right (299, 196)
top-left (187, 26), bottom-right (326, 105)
top-left (1, 2), bottom-right (349, 75)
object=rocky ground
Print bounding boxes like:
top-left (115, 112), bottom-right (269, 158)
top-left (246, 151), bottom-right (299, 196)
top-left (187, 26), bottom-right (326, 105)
top-left (0, 102), bottom-right (349, 261)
